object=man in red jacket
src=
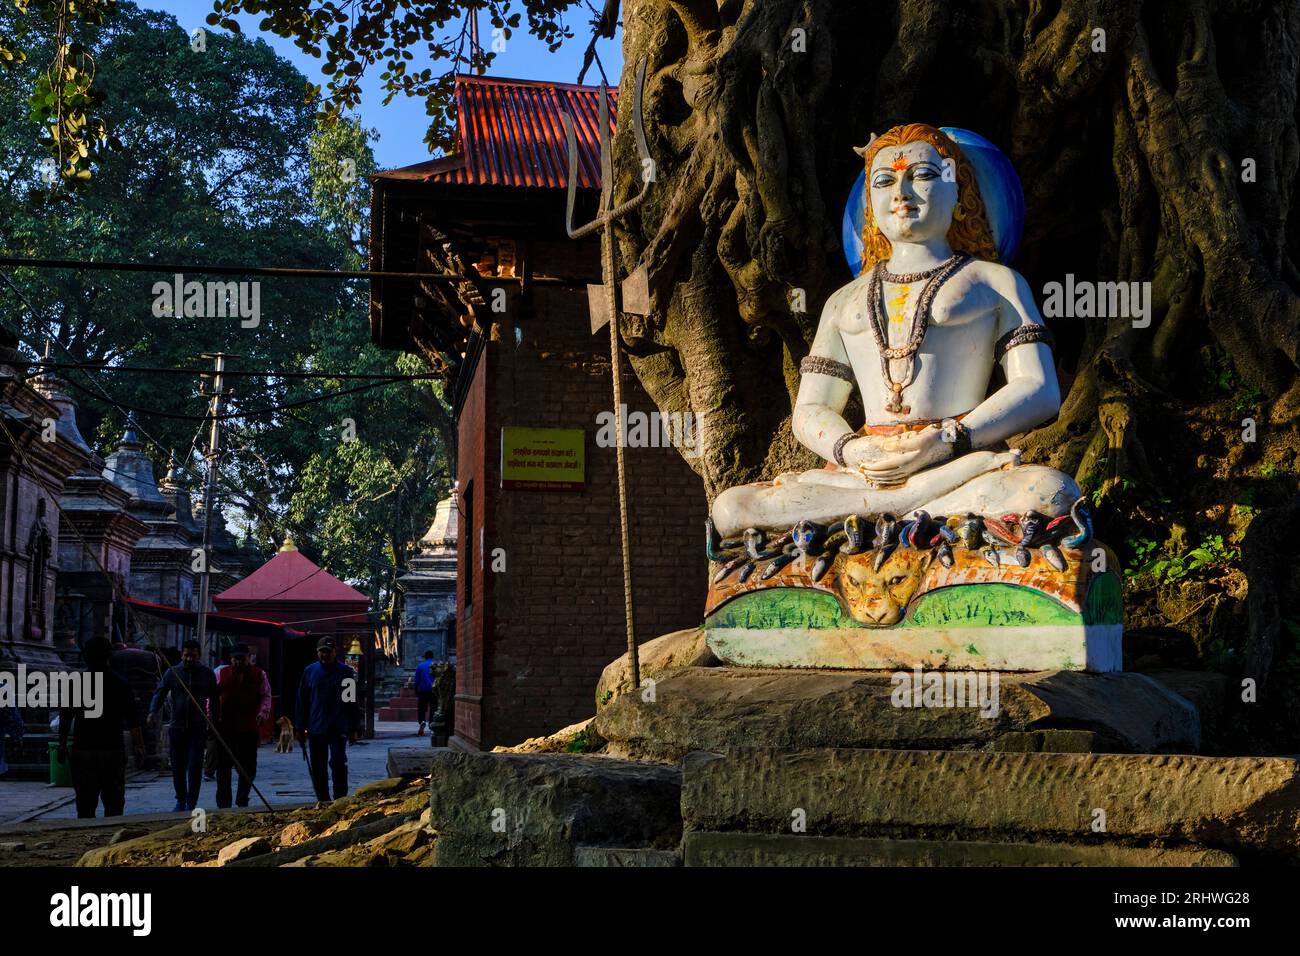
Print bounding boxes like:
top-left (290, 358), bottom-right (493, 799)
top-left (212, 643), bottom-right (272, 809)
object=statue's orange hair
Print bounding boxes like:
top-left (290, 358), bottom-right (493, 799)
top-left (858, 124), bottom-right (999, 272)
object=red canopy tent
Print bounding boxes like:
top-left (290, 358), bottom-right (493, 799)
top-left (213, 538), bottom-right (373, 733)
top-left (125, 598), bottom-right (309, 641)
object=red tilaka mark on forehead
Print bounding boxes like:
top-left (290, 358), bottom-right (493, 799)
top-left (891, 153), bottom-right (909, 171)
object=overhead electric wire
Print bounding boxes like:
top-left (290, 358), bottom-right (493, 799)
top-left (2, 268), bottom-right (429, 586)
top-left (60, 373), bottom-right (416, 421)
top-left (91, 446), bottom-right (420, 582)
top-left (0, 253), bottom-right (567, 284)
top-left (38, 361), bottom-right (443, 382)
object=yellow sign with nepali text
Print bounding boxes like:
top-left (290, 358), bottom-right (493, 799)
top-left (501, 427), bottom-right (585, 491)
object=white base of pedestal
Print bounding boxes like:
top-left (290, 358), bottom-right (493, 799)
top-left (705, 623), bottom-right (1123, 672)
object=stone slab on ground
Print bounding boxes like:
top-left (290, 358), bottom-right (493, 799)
top-left (428, 751), bottom-right (682, 867)
top-left (594, 666), bottom-right (1200, 761)
top-left (387, 747), bottom-right (450, 777)
top-left (575, 846), bottom-right (681, 867)
top-left (217, 836), bottom-right (271, 866)
top-left (683, 831), bottom-right (1237, 867)
top-left (681, 748), bottom-right (1300, 862)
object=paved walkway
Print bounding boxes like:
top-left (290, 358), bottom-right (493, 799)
top-left (0, 721), bottom-right (424, 825)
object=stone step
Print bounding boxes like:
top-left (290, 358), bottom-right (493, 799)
top-left (387, 747), bottom-right (442, 777)
top-left (594, 665), bottom-right (1202, 761)
top-left (681, 748), bottom-right (1300, 863)
top-left (427, 751), bottom-right (682, 867)
top-left (575, 846), bottom-right (681, 867)
top-left (682, 832), bottom-right (1235, 867)
top-left (375, 683), bottom-right (420, 712)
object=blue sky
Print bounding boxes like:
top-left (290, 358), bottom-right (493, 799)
top-left (143, 1), bottom-right (624, 169)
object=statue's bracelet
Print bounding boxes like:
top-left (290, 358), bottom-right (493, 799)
top-left (939, 418), bottom-right (972, 458)
top-left (833, 432), bottom-right (856, 467)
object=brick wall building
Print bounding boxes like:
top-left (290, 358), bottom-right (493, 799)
top-left (370, 75), bottom-right (708, 750)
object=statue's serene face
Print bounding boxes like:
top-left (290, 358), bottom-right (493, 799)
top-left (869, 140), bottom-right (958, 247)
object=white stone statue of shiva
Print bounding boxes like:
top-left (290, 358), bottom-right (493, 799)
top-left (712, 123), bottom-right (1081, 539)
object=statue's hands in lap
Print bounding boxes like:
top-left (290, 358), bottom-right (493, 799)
top-left (844, 427), bottom-right (952, 487)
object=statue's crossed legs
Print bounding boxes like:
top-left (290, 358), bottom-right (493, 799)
top-left (711, 449), bottom-right (1082, 538)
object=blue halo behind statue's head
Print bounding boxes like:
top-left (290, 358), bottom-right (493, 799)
top-left (841, 127), bottom-right (1024, 276)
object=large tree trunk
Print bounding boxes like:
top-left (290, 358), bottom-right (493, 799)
top-left (610, 0), bottom-right (1300, 741)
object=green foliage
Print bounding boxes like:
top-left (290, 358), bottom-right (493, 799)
top-left (307, 113), bottom-right (377, 261)
top-left (597, 689), bottom-right (612, 707)
top-left (1233, 386), bottom-right (1264, 417)
top-left (206, 0), bottom-right (580, 152)
top-left (1124, 533), bottom-right (1160, 572)
top-left (1204, 637), bottom-right (1234, 673)
top-left (0, 2), bottom-right (451, 612)
top-left (1201, 344), bottom-right (1238, 394)
top-left (2, 0), bottom-right (119, 182)
top-left (564, 728), bottom-right (598, 753)
top-left (1141, 534), bottom-right (1239, 585)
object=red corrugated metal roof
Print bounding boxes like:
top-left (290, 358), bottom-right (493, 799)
top-left (214, 547), bottom-right (369, 607)
top-left (375, 74), bottom-right (616, 190)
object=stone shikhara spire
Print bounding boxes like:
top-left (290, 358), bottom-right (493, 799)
top-left (103, 415), bottom-right (169, 518)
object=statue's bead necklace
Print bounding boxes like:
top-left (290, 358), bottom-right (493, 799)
top-left (879, 255), bottom-right (963, 284)
top-left (866, 253), bottom-right (971, 414)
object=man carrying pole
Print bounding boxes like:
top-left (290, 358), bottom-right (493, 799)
top-left (149, 639), bottom-right (216, 812)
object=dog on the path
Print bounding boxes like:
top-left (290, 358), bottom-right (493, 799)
top-left (275, 716), bottom-right (295, 753)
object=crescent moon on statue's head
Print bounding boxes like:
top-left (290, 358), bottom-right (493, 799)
top-left (852, 134), bottom-right (877, 160)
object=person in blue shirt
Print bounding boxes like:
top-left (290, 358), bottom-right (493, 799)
top-left (296, 637), bottom-right (360, 803)
top-left (412, 650), bottom-right (436, 736)
top-left (149, 639), bottom-right (216, 812)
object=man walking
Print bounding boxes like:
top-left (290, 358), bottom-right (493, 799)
top-left (0, 677), bottom-right (23, 778)
top-left (212, 643), bottom-right (271, 809)
top-left (58, 637), bottom-right (145, 818)
top-left (412, 650), bottom-right (436, 736)
top-left (150, 639), bottom-right (216, 812)
top-left (296, 637), bottom-right (360, 804)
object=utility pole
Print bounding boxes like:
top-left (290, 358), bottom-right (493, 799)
top-left (196, 352), bottom-right (230, 666)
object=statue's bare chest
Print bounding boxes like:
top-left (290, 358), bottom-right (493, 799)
top-left (834, 269), bottom-right (995, 345)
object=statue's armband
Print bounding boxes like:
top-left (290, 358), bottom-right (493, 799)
top-left (799, 355), bottom-right (854, 384)
top-left (993, 323), bottom-right (1055, 364)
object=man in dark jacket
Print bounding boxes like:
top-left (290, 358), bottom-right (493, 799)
top-left (0, 680), bottom-right (23, 778)
top-left (58, 637), bottom-right (145, 818)
top-left (213, 643), bottom-right (272, 809)
top-left (296, 637), bottom-right (360, 803)
top-left (412, 650), bottom-right (436, 736)
top-left (149, 639), bottom-right (216, 812)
